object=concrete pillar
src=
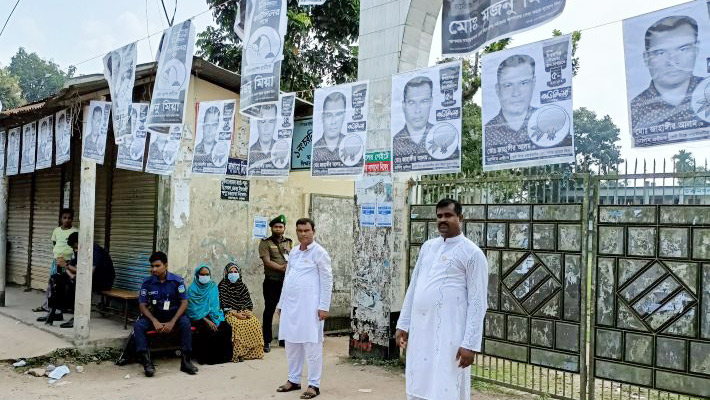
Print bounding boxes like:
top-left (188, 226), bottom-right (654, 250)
top-left (73, 156), bottom-right (96, 345)
top-left (156, 175), bottom-right (171, 253)
top-left (350, 0), bottom-right (442, 359)
top-left (0, 177), bottom-right (8, 307)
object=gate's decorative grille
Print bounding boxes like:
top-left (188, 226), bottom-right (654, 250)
top-left (593, 205), bottom-right (710, 398)
top-left (410, 204), bottom-right (585, 375)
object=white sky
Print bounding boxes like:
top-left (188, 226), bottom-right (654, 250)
top-left (0, 0), bottom-right (708, 167)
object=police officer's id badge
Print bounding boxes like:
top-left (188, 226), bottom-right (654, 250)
top-left (163, 300), bottom-right (170, 311)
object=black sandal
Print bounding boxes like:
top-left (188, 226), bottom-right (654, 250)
top-left (300, 386), bottom-right (320, 399)
top-left (276, 381), bottom-right (301, 393)
top-left (32, 306), bottom-right (46, 312)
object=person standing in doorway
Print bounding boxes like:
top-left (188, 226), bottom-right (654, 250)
top-left (395, 198), bottom-right (488, 400)
top-left (259, 215), bottom-right (293, 353)
top-left (276, 218), bottom-right (332, 399)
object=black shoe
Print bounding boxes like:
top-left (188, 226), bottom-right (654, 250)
top-left (138, 352), bottom-right (155, 377)
top-left (32, 306), bottom-right (46, 312)
top-left (38, 312), bottom-right (63, 324)
top-left (264, 343), bottom-right (271, 353)
top-left (180, 354), bottom-right (198, 375)
top-left (60, 318), bottom-right (74, 328)
top-left (278, 340), bottom-right (285, 347)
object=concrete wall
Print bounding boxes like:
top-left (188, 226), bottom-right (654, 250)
top-left (166, 77), bottom-right (355, 322)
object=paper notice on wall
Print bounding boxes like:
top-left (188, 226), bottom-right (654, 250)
top-left (20, 122), bottom-right (37, 174)
top-left (116, 103), bottom-right (149, 171)
top-left (253, 216), bottom-right (268, 238)
top-left (172, 178), bottom-right (190, 229)
top-left (6, 127), bottom-right (20, 176)
top-left (360, 203), bottom-right (376, 227)
top-left (54, 109), bottom-right (71, 165)
top-left (36, 115), bottom-right (53, 170)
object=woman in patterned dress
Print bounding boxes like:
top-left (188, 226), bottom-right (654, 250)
top-left (218, 262), bottom-right (264, 361)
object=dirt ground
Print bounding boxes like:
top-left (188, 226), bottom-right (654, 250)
top-left (0, 336), bottom-right (524, 400)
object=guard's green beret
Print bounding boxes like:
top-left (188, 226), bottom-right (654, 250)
top-left (270, 215), bottom-right (286, 227)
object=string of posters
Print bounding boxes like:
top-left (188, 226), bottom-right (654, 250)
top-left (1, 1), bottom-right (708, 184)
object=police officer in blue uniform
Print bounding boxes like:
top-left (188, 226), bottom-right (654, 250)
top-left (134, 251), bottom-right (198, 377)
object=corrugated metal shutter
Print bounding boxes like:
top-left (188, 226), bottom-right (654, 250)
top-left (7, 175), bottom-right (32, 285)
top-left (94, 164), bottom-right (108, 248)
top-left (29, 167), bottom-right (62, 289)
top-left (109, 169), bottom-right (156, 290)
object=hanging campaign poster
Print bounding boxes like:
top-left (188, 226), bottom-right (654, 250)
top-left (6, 127), bottom-right (20, 176)
top-left (20, 122), bottom-right (37, 174)
top-left (247, 93), bottom-right (296, 177)
top-left (442, 0), bottom-right (566, 57)
top-left (103, 42), bottom-right (138, 144)
top-left (239, 0), bottom-right (287, 116)
top-left (36, 115), bottom-right (53, 170)
top-left (233, 0), bottom-right (247, 41)
top-left (482, 35), bottom-right (575, 171)
top-left (391, 61), bottom-right (462, 174)
top-left (82, 101), bottom-right (112, 164)
top-left (55, 109), bottom-right (72, 165)
top-left (0, 131), bottom-right (5, 176)
top-left (145, 125), bottom-right (182, 175)
top-left (298, 0), bottom-right (327, 5)
top-left (146, 20), bottom-right (195, 135)
top-left (311, 81), bottom-right (369, 177)
top-left (192, 100), bottom-right (237, 175)
top-left (116, 103), bottom-right (149, 171)
top-left (623, 1), bottom-right (710, 147)
top-left (291, 118), bottom-right (312, 170)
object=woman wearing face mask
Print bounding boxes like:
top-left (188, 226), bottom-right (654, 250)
top-left (218, 262), bottom-right (264, 362)
top-left (187, 264), bottom-right (233, 365)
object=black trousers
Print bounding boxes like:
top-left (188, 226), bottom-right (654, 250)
top-left (48, 273), bottom-right (75, 312)
top-left (262, 277), bottom-right (283, 344)
top-left (191, 319), bottom-right (232, 365)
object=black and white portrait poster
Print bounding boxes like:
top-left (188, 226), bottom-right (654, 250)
top-left (391, 61), bottom-right (462, 174)
top-left (6, 127), bottom-right (20, 176)
top-left (54, 109), bottom-right (71, 165)
top-left (146, 20), bottom-right (195, 135)
top-left (247, 93), bottom-right (296, 177)
top-left (192, 99), bottom-right (237, 175)
top-left (482, 35), bottom-right (575, 171)
top-left (116, 103), bottom-right (149, 171)
top-left (311, 82), bottom-right (368, 177)
top-left (103, 42), bottom-right (137, 144)
top-left (239, 0), bottom-right (287, 117)
top-left (20, 122), bottom-right (36, 174)
top-left (298, 0), bottom-right (327, 5)
top-left (82, 101), bottom-right (111, 164)
top-left (233, 0), bottom-right (247, 41)
top-left (0, 131), bottom-right (5, 176)
top-left (36, 115), bottom-right (53, 170)
top-left (442, 0), bottom-right (566, 56)
top-left (145, 125), bottom-right (182, 175)
top-left (623, 1), bottom-right (710, 147)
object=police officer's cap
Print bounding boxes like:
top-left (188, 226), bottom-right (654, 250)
top-left (270, 215), bottom-right (286, 227)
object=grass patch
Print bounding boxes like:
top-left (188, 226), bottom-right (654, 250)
top-left (9, 347), bottom-right (122, 372)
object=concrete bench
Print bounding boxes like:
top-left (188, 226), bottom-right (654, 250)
top-left (99, 288), bottom-right (139, 329)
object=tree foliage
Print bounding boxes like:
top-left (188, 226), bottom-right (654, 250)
top-left (0, 68), bottom-right (24, 109)
top-left (672, 150), bottom-right (695, 172)
top-left (8, 48), bottom-right (74, 103)
top-left (573, 107), bottom-right (621, 173)
top-left (197, 0), bottom-right (359, 98)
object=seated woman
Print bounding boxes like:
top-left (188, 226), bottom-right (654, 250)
top-left (187, 264), bottom-right (233, 365)
top-left (219, 262), bottom-right (264, 362)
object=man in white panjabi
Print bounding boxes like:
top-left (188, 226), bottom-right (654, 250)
top-left (276, 217), bottom-right (333, 400)
top-left (396, 198), bottom-right (488, 400)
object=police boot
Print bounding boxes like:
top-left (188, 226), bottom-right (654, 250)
top-left (180, 353), bottom-right (198, 375)
top-left (138, 352), bottom-right (155, 377)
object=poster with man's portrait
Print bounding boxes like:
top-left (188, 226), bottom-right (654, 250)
top-left (82, 101), bottom-right (112, 164)
top-left (482, 35), bottom-right (575, 171)
top-left (0, 131), bottom-right (6, 176)
top-left (391, 61), bottom-right (462, 174)
top-left (192, 99), bottom-right (237, 175)
top-left (20, 122), bottom-right (37, 174)
top-left (145, 124), bottom-right (182, 175)
top-left (146, 20), bottom-right (195, 136)
top-left (103, 42), bottom-right (137, 144)
top-left (36, 115), bottom-right (53, 170)
top-left (311, 82), bottom-right (368, 177)
top-left (54, 109), bottom-right (71, 165)
top-left (247, 93), bottom-right (296, 177)
top-left (624, 0), bottom-right (710, 147)
top-left (116, 103), bottom-right (149, 171)
top-left (6, 127), bottom-right (20, 176)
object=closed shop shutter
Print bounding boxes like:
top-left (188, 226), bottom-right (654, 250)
top-left (29, 167), bottom-right (62, 289)
top-left (109, 169), bottom-right (157, 290)
top-left (71, 157), bottom-right (109, 247)
top-left (7, 175), bottom-right (32, 285)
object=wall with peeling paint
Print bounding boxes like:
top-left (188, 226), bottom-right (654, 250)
top-left (163, 77), bottom-right (355, 326)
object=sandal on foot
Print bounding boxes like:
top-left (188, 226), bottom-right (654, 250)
top-left (276, 381), bottom-right (301, 393)
top-left (32, 307), bottom-right (46, 312)
top-left (300, 386), bottom-right (320, 399)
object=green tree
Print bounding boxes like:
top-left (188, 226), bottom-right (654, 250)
top-left (573, 107), bottom-right (622, 173)
top-left (8, 48), bottom-right (74, 103)
top-left (197, 0), bottom-right (359, 98)
top-left (0, 67), bottom-right (25, 109)
top-left (672, 150), bottom-right (695, 172)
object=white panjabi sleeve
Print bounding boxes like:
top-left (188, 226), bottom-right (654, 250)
top-left (396, 241), bottom-right (428, 332)
top-left (460, 248), bottom-right (489, 352)
top-left (316, 247), bottom-right (334, 312)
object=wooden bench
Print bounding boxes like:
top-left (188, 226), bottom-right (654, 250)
top-left (99, 288), bottom-right (139, 329)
